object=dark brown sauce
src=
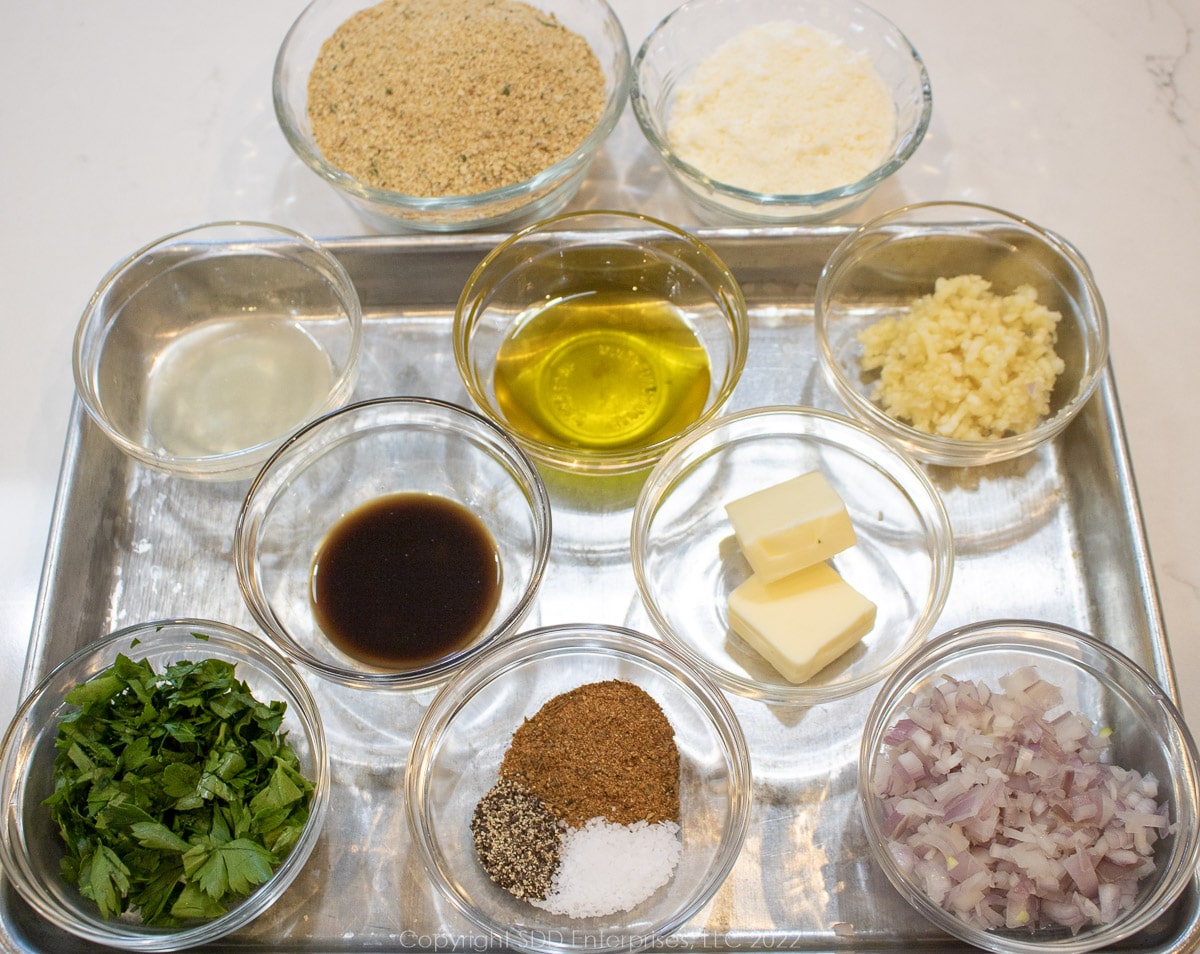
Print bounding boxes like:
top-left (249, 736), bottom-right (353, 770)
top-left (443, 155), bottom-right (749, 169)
top-left (310, 493), bottom-right (502, 670)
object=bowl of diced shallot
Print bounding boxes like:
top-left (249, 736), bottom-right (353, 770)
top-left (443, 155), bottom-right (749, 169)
top-left (858, 619), bottom-right (1200, 954)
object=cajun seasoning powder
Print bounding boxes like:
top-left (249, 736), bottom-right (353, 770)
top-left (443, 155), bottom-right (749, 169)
top-left (472, 679), bottom-right (683, 915)
top-left (501, 679), bottom-right (680, 827)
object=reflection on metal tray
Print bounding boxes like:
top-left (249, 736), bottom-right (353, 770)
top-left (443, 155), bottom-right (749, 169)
top-left (5, 229), bottom-right (1196, 953)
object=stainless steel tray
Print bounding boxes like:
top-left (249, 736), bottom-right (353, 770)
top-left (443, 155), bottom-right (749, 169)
top-left (6, 228), bottom-right (1197, 953)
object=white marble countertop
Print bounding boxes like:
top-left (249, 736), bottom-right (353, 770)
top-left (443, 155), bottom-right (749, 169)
top-left (0, 0), bottom-right (1196, 745)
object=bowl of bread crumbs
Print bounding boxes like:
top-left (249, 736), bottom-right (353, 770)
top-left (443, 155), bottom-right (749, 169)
top-left (631, 0), bottom-right (932, 224)
top-left (405, 624), bottom-right (752, 954)
top-left (815, 202), bottom-right (1110, 467)
top-left (273, 0), bottom-right (631, 232)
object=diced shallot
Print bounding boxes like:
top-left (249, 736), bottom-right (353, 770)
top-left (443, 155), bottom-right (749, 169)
top-left (871, 669), bottom-right (1172, 935)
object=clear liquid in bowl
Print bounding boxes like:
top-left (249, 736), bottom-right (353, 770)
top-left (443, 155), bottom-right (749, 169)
top-left (145, 316), bottom-right (334, 458)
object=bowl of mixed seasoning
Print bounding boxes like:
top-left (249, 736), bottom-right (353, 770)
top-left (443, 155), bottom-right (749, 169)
top-left (0, 619), bottom-right (329, 951)
top-left (631, 0), bottom-right (932, 224)
top-left (273, 0), bottom-right (631, 232)
top-left (405, 624), bottom-right (752, 954)
top-left (234, 397), bottom-right (552, 691)
top-left (454, 210), bottom-right (749, 476)
top-left (815, 202), bottom-right (1110, 467)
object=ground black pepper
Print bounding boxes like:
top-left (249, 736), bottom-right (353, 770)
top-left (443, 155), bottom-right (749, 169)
top-left (470, 776), bottom-right (561, 900)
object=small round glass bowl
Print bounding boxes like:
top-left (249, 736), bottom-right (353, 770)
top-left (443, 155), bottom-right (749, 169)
top-left (858, 619), bottom-right (1200, 954)
top-left (0, 619), bottom-right (329, 952)
top-left (235, 396), bottom-right (552, 691)
top-left (405, 623), bottom-right (752, 954)
top-left (631, 405), bottom-right (953, 705)
top-left (815, 201), bottom-right (1110, 467)
top-left (454, 209), bottom-right (749, 476)
top-left (273, 0), bottom-right (631, 233)
top-left (72, 221), bottom-right (363, 481)
top-left (631, 0), bottom-right (932, 225)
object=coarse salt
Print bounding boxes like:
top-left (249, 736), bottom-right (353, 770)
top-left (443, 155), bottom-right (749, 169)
top-left (666, 22), bottom-right (895, 195)
top-left (532, 818), bottom-right (682, 917)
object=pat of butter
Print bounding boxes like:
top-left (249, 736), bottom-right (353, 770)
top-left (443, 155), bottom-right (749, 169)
top-left (724, 471), bottom-right (856, 583)
top-left (727, 563), bottom-right (876, 684)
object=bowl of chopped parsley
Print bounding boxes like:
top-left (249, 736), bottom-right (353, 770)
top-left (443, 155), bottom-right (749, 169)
top-left (0, 619), bottom-right (329, 951)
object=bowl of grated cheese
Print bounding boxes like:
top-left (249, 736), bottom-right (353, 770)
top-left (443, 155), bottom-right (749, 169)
top-left (815, 201), bottom-right (1110, 467)
top-left (630, 0), bottom-right (932, 224)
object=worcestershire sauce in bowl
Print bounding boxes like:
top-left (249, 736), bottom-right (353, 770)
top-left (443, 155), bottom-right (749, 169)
top-left (310, 492), bottom-right (502, 669)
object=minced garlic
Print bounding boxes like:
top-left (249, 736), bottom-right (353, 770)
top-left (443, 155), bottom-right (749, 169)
top-left (858, 274), bottom-right (1066, 441)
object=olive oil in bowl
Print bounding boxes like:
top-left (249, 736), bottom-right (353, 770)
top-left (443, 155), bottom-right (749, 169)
top-left (493, 290), bottom-right (711, 454)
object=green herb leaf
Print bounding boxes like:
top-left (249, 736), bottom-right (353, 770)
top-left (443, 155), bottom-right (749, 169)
top-left (185, 838), bottom-right (278, 898)
top-left (82, 845), bottom-right (131, 920)
top-left (45, 655), bottom-right (315, 925)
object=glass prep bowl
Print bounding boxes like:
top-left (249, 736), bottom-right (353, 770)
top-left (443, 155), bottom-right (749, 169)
top-left (0, 619), bottom-right (329, 951)
top-left (815, 201), bottom-right (1109, 467)
top-left (631, 405), bottom-right (953, 705)
top-left (631, 0), bottom-right (932, 224)
top-left (454, 209), bottom-right (749, 476)
top-left (405, 623), bottom-right (752, 954)
top-left (859, 619), bottom-right (1200, 954)
top-left (273, 0), bottom-right (631, 232)
top-left (235, 397), bottom-right (552, 691)
top-left (72, 221), bottom-right (362, 481)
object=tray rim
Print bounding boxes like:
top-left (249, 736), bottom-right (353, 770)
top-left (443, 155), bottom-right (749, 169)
top-left (8, 227), bottom-right (1197, 954)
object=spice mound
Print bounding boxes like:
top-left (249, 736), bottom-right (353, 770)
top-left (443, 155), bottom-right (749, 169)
top-left (306, 0), bottom-right (606, 198)
top-left (858, 274), bottom-right (1066, 441)
top-left (471, 679), bottom-right (682, 917)
top-left (871, 667), bottom-right (1172, 934)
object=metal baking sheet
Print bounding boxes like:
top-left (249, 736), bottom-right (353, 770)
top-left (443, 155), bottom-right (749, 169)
top-left (5, 228), bottom-right (1196, 953)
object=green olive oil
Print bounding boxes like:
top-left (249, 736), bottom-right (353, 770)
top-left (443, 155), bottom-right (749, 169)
top-left (493, 291), bottom-right (712, 453)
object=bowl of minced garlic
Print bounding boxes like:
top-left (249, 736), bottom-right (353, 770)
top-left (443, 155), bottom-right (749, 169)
top-left (816, 201), bottom-right (1110, 467)
top-left (405, 624), bottom-right (752, 954)
top-left (273, 0), bottom-right (631, 231)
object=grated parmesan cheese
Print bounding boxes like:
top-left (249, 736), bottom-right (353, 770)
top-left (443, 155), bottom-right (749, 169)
top-left (857, 274), bottom-right (1066, 441)
top-left (666, 22), bottom-right (895, 195)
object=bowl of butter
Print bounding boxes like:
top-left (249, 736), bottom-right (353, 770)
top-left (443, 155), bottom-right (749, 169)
top-left (630, 405), bottom-right (953, 704)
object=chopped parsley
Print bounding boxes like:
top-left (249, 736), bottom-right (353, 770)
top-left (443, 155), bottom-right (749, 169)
top-left (43, 653), bottom-right (315, 925)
